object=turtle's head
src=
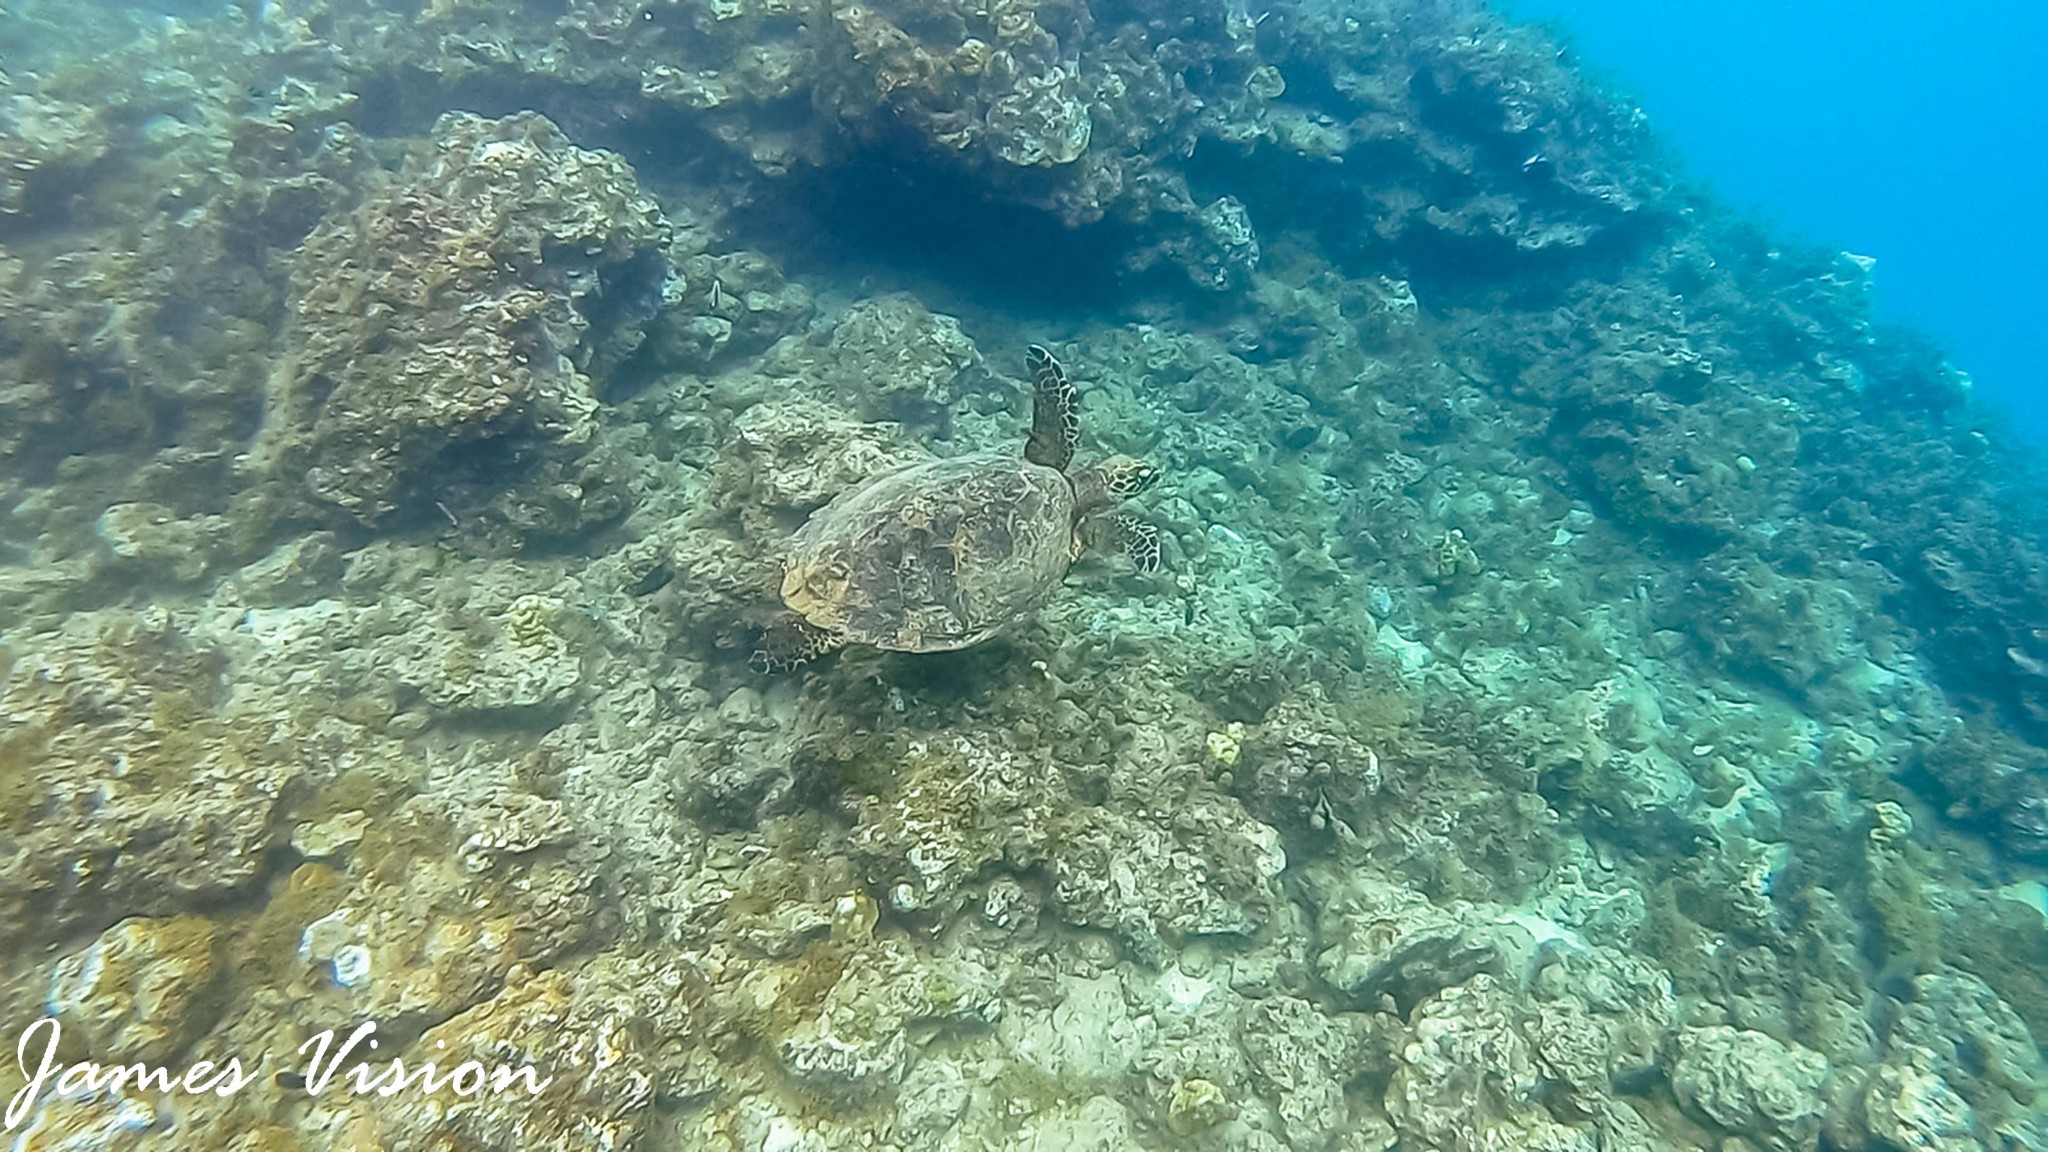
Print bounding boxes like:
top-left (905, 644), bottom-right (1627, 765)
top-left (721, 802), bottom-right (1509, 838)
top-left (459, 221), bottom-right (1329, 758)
top-left (1074, 454), bottom-right (1159, 510)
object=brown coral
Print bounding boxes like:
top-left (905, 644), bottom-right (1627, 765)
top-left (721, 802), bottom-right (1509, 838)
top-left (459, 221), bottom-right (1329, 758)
top-left (255, 111), bottom-right (671, 528)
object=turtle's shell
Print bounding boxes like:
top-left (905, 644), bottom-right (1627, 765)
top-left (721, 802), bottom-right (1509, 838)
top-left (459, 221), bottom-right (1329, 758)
top-left (779, 453), bottom-right (1077, 652)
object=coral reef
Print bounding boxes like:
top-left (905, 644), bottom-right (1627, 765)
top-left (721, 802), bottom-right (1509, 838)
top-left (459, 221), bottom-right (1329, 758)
top-left (0, 610), bottom-right (303, 946)
top-left (254, 110), bottom-right (671, 529)
top-left (2, 0), bottom-right (2046, 1150)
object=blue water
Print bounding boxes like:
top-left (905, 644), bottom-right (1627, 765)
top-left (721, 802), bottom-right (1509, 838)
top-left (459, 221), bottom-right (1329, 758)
top-left (1500, 0), bottom-right (2048, 436)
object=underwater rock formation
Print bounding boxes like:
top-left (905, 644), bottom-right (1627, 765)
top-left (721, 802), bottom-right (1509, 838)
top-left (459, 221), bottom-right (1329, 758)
top-left (1, 0), bottom-right (2046, 1150)
top-left (269, 0), bottom-right (1656, 297)
top-left (1670, 1024), bottom-right (1831, 1151)
top-left (255, 110), bottom-right (671, 529)
top-left (0, 610), bottom-right (301, 947)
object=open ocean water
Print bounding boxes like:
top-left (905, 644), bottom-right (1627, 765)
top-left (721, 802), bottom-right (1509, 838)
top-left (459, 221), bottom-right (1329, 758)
top-left (1, 0), bottom-right (2043, 1149)
top-left (1502, 0), bottom-right (2048, 437)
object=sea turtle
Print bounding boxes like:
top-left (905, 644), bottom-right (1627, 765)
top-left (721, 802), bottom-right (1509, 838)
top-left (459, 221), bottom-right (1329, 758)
top-left (753, 344), bottom-right (1162, 670)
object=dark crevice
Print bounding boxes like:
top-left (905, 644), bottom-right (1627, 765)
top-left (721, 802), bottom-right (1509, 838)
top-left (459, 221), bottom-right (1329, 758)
top-left (724, 137), bottom-right (1147, 326)
top-left (0, 154), bottom-right (121, 242)
top-left (1184, 132), bottom-right (1667, 308)
top-left (339, 53), bottom-right (1663, 376)
top-left (616, 99), bottom-right (795, 186)
top-left (354, 65), bottom-right (640, 147)
top-left (344, 69), bottom-right (1168, 323)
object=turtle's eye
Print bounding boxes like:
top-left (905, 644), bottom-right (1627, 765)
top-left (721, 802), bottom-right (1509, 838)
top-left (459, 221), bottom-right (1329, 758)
top-left (1121, 462), bottom-right (1159, 496)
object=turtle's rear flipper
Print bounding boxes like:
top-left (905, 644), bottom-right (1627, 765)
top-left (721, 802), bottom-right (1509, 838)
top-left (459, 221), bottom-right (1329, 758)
top-left (751, 618), bottom-right (845, 672)
top-left (1117, 515), bottom-right (1162, 575)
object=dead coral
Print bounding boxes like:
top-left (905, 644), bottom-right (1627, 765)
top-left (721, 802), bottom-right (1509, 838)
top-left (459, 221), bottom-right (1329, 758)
top-left (255, 110), bottom-right (671, 529)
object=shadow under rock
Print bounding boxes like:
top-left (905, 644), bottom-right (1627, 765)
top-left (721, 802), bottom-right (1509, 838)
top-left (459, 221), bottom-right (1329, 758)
top-left (722, 133), bottom-right (1144, 327)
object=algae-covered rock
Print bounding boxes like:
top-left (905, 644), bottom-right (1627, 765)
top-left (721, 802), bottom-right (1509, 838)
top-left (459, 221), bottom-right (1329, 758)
top-left (0, 87), bottom-right (108, 222)
top-left (1001, 1094), bottom-right (1140, 1152)
top-left (1908, 714), bottom-right (2048, 862)
top-left (220, 531), bottom-right (345, 608)
top-left (767, 937), bottom-right (1000, 1108)
top-left (47, 915), bottom-right (223, 1064)
top-left (6, 4), bottom-right (2048, 1152)
top-left (394, 592), bottom-right (584, 718)
top-left (1680, 545), bottom-right (1905, 716)
top-left (281, 781), bottom-right (601, 1031)
top-left (1311, 874), bottom-right (1505, 1011)
top-left (92, 502), bottom-right (232, 585)
top-left (1887, 970), bottom-right (2041, 1115)
top-left (715, 391), bottom-right (930, 544)
top-left (1386, 975), bottom-right (1575, 1151)
top-left (999, 969), bottom-right (1153, 1091)
top-left (895, 1054), bottom-right (973, 1141)
top-left (1856, 1063), bottom-right (1979, 1152)
top-left (1240, 993), bottom-right (1371, 1150)
top-left (824, 294), bottom-right (983, 427)
top-left (337, 953), bottom-right (714, 1151)
top-left (0, 612), bottom-right (300, 945)
top-left (839, 727), bottom-right (1283, 963)
top-left (257, 110), bottom-right (670, 528)
top-left (1050, 792), bottom-right (1287, 955)
top-left (647, 248), bottom-right (814, 372)
top-left (1233, 686), bottom-right (1384, 841)
top-left (0, 23), bottom-right (365, 545)
top-left (1525, 944), bottom-right (1677, 1111)
top-left (1670, 1025), bottom-right (1831, 1151)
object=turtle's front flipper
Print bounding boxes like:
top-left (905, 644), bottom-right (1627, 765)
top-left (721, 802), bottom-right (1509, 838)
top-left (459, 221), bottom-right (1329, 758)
top-left (1024, 344), bottom-right (1079, 471)
top-left (1116, 515), bottom-right (1162, 575)
top-left (1076, 514), bottom-right (1164, 575)
top-left (750, 617), bottom-right (846, 672)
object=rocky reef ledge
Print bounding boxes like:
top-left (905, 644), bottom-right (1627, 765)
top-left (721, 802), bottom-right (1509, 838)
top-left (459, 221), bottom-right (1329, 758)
top-left (1, 1), bottom-right (2044, 1149)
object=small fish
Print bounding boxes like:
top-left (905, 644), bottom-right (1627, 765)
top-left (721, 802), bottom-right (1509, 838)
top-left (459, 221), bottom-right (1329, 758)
top-left (1280, 424), bottom-right (1321, 453)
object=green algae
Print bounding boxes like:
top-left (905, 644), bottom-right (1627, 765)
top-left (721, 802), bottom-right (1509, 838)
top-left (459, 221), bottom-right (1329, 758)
top-left (1863, 846), bottom-right (1944, 980)
top-left (230, 862), bottom-right (346, 993)
top-left (1947, 899), bottom-right (2048, 1052)
top-left (774, 940), bottom-right (854, 1024)
top-left (300, 765), bottom-right (416, 825)
top-left (0, 728), bottom-right (47, 836)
